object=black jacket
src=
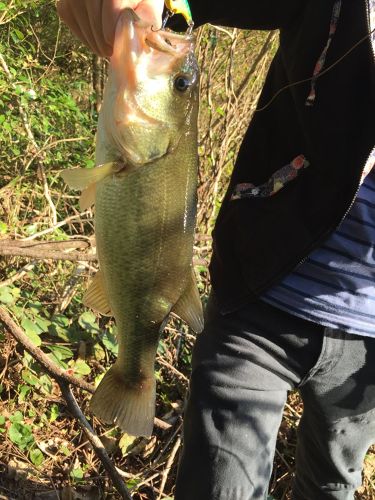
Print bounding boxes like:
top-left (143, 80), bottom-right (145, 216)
top-left (188, 0), bottom-right (375, 313)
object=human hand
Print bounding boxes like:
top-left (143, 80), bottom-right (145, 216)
top-left (56, 0), bottom-right (164, 57)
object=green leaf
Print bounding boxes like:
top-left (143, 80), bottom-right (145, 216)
top-left (126, 478), bottom-right (142, 489)
top-left (21, 316), bottom-right (44, 335)
top-left (34, 316), bottom-right (51, 332)
top-left (51, 314), bottom-right (70, 328)
top-left (0, 3), bottom-right (7, 11)
top-left (13, 29), bottom-right (24, 41)
top-left (8, 422), bottom-right (34, 450)
top-left (0, 415), bottom-right (5, 426)
top-left (0, 287), bottom-right (15, 305)
top-left (22, 370), bottom-right (40, 387)
top-left (102, 329), bottom-right (118, 355)
top-left (46, 344), bottom-right (74, 361)
top-left (0, 221), bottom-right (7, 234)
top-left (78, 311), bottom-right (100, 336)
top-left (85, 159), bottom-right (95, 168)
top-left (30, 448), bottom-right (44, 467)
top-left (18, 385), bottom-right (31, 403)
top-left (93, 343), bottom-right (105, 361)
top-left (47, 351), bottom-right (68, 369)
top-left (70, 467), bottom-right (84, 480)
top-left (72, 359), bottom-right (91, 376)
top-left (39, 375), bottom-right (53, 395)
top-left (21, 318), bottom-right (42, 346)
top-left (49, 404), bottom-right (59, 423)
top-left (60, 445), bottom-right (71, 457)
top-left (24, 223), bottom-right (38, 235)
top-left (119, 433), bottom-right (137, 456)
top-left (9, 411), bottom-right (23, 423)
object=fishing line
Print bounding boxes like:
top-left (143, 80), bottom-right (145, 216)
top-left (255, 28), bottom-right (375, 113)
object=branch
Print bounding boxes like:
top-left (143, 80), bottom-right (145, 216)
top-left (0, 238), bottom-right (208, 267)
top-left (0, 238), bottom-right (97, 262)
top-left (60, 382), bottom-right (132, 500)
top-left (0, 307), bottom-right (95, 394)
top-left (157, 435), bottom-right (181, 500)
top-left (0, 261), bottom-right (37, 288)
top-left (0, 247), bottom-right (97, 262)
top-left (0, 306), bottom-right (132, 499)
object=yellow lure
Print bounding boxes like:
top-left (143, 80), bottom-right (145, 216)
top-left (164, 0), bottom-right (193, 24)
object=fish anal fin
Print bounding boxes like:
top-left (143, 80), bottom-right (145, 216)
top-left (83, 270), bottom-right (112, 316)
top-left (171, 267), bottom-right (204, 333)
top-left (90, 365), bottom-right (156, 437)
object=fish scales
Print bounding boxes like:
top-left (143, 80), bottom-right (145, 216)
top-left (95, 128), bottom-right (198, 374)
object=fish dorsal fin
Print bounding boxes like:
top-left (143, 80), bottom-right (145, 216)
top-left (83, 270), bottom-right (113, 316)
top-left (171, 268), bottom-right (204, 333)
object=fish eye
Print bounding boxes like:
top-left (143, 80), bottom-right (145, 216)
top-left (174, 74), bottom-right (191, 93)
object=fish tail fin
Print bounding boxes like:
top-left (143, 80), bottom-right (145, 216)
top-left (90, 365), bottom-right (156, 437)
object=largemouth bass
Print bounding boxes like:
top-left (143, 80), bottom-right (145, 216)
top-left (62, 9), bottom-right (202, 437)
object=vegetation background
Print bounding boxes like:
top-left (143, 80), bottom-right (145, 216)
top-left (0, 1), bottom-right (374, 498)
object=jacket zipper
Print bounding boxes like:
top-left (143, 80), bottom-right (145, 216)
top-left (365, 0), bottom-right (375, 60)
top-left (296, 0), bottom-right (374, 266)
top-left (257, 0), bottom-right (375, 294)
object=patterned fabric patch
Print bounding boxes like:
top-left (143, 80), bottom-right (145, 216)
top-left (305, 0), bottom-right (342, 106)
top-left (231, 155), bottom-right (309, 200)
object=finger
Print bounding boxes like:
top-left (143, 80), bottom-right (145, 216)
top-left (135, 0), bottom-right (164, 28)
top-left (57, 1), bottom-right (90, 49)
top-left (70, 1), bottom-right (103, 56)
top-left (102, 0), bottom-right (137, 48)
top-left (85, 0), bottom-right (113, 57)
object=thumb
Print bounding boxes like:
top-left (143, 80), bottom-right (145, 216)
top-left (134, 0), bottom-right (164, 28)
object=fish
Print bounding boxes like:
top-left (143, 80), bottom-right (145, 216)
top-left (61, 8), bottom-right (202, 437)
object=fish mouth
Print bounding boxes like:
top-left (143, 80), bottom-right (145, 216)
top-left (107, 8), bottom-right (195, 167)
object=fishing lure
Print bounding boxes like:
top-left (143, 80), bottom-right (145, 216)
top-left (164, 0), bottom-right (194, 31)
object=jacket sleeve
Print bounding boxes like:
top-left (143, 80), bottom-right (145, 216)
top-left (187, 0), bottom-right (306, 30)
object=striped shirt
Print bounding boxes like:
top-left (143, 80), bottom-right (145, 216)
top-left (262, 1), bottom-right (375, 337)
top-left (263, 166), bottom-right (375, 337)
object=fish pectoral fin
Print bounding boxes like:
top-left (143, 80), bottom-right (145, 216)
top-left (79, 183), bottom-right (96, 210)
top-left (171, 267), bottom-right (204, 333)
top-left (61, 162), bottom-right (121, 190)
top-left (83, 270), bottom-right (113, 316)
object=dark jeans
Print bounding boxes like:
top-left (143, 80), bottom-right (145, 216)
top-left (175, 296), bottom-right (375, 500)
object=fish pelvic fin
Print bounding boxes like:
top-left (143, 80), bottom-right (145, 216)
top-left (90, 365), bottom-right (156, 437)
top-left (83, 270), bottom-right (112, 316)
top-left (171, 267), bottom-right (204, 333)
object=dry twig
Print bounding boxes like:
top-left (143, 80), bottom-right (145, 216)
top-left (0, 306), bottom-right (132, 499)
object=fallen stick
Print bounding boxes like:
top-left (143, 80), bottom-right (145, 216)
top-left (0, 306), bottom-right (131, 499)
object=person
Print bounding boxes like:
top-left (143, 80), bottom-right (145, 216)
top-left (57, 1), bottom-right (375, 498)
